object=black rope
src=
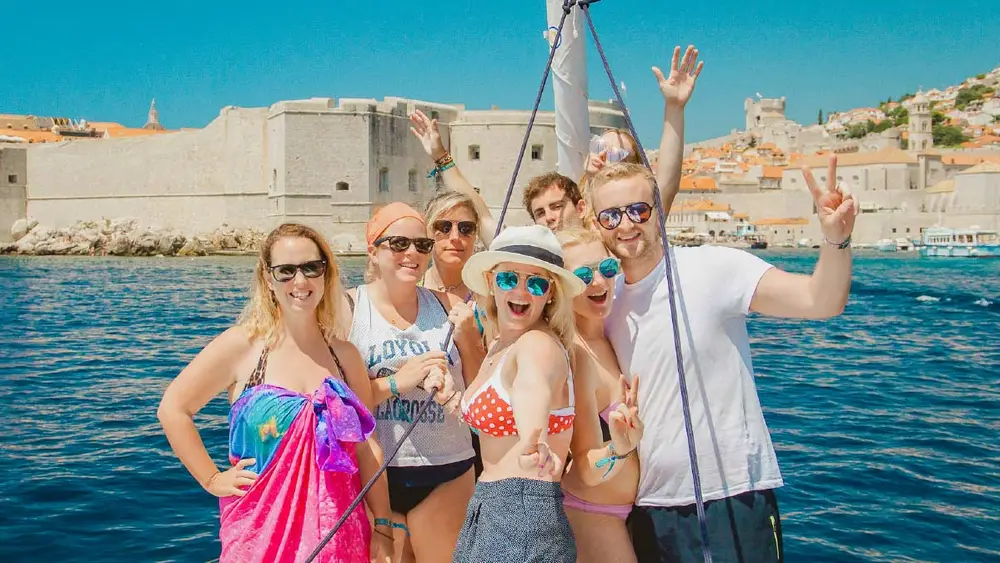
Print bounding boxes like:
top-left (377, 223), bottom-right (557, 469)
top-left (578, 3), bottom-right (713, 562)
top-left (301, 2), bottom-right (577, 561)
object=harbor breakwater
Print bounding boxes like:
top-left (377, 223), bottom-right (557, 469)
top-left (1, 218), bottom-right (266, 257)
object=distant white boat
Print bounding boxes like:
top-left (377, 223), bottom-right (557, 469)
top-left (876, 239), bottom-right (897, 252)
top-left (920, 227), bottom-right (1000, 258)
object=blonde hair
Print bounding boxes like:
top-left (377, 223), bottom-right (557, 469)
top-left (556, 225), bottom-right (605, 250)
top-left (585, 162), bottom-right (656, 216)
top-left (424, 190), bottom-right (481, 231)
top-left (475, 267), bottom-right (577, 356)
top-left (237, 223), bottom-right (344, 345)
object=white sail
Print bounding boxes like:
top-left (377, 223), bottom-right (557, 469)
top-left (545, 0), bottom-right (590, 181)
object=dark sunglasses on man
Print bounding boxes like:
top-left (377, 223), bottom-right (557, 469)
top-left (433, 220), bottom-right (477, 237)
top-left (269, 259), bottom-right (327, 282)
top-left (596, 202), bottom-right (653, 230)
top-left (374, 235), bottom-right (435, 254)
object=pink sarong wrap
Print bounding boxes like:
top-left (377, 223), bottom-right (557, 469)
top-left (219, 378), bottom-right (375, 562)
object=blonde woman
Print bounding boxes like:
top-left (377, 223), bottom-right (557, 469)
top-left (344, 202), bottom-right (478, 563)
top-left (157, 223), bottom-right (393, 563)
top-left (557, 226), bottom-right (643, 563)
top-left (453, 225), bottom-right (642, 563)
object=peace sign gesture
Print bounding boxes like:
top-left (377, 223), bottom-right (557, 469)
top-left (653, 45), bottom-right (704, 109)
top-left (802, 155), bottom-right (858, 245)
top-left (608, 375), bottom-right (643, 456)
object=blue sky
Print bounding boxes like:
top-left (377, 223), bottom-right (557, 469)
top-left (3, 1), bottom-right (998, 145)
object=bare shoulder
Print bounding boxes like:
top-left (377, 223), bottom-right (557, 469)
top-left (328, 338), bottom-right (367, 381)
top-left (568, 339), bottom-right (599, 393)
top-left (209, 325), bottom-right (257, 362)
top-left (514, 330), bottom-right (569, 371)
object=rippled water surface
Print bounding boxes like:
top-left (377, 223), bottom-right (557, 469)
top-left (2, 251), bottom-right (998, 562)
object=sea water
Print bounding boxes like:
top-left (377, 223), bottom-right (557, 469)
top-left (1, 252), bottom-right (997, 562)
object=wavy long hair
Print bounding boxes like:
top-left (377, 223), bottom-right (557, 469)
top-left (237, 223), bottom-right (344, 345)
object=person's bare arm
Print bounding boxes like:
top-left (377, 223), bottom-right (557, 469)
top-left (157, 327), bottom-right (253, 493)
top-left (409, 109), bottom-right (498, 245)
top-left (651, 45), bottom-right (704, 215)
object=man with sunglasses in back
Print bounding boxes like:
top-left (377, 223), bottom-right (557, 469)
top-left (406, 45), bottom-right (704, 242)
top-left (589, 130), bottom-right (858, 563)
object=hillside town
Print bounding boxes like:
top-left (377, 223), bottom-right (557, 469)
top-left (1, 65), bottom-right (999, 255)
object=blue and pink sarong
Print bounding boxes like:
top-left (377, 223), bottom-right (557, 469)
top-left (218, 377), bottom-right (376, 562)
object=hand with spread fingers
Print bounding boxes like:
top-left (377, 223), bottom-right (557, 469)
top-left (205, 458), bottom-right (258, 498)
top-left (518, 427), bottom-right (563, 478)
top-left (802, 155), bottom-right (859, 245)
top-left (653, 45), bottom-right (704, 108)
top-left (408, 109), bottom-right (448, 162)
top-left (608, 375), bottom-right (643, 456)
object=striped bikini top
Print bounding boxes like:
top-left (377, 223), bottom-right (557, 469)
top-left (460, 346), bottom-right (575, 438)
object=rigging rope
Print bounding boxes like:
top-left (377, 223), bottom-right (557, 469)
top-left (301, 3), bottom-right (576, 561)
top-left (578, 1), bottom-right (712, 560)
top-left (304, 2), bottom-right (712, 561)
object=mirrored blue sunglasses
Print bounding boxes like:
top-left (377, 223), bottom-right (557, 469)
top-left (573, 257), bottom-right (620, 286)
top-left (494, 270), bottom-right (551, 297)
top-left (589, 135), bottom-right (632, 163)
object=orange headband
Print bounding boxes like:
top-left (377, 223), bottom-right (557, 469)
top-left (366, 202), bottom-right (426, 245)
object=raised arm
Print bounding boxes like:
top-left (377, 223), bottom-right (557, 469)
top-left (750, 155), bottom-right (856, 319)
top-left (409, 110), bottom-right (499, 245)
top-left (651, 45), bottom-right (704, 215)
top-left (508, 332), bottom-right (569, 476)
top-left (157, 326), bottom-right (256, 496)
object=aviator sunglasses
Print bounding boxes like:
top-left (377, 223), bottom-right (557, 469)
top-left (494, 270), bottom-right (551, 297)
top-left (374, 235), bottom-right (435, 254)
top-left (269, 259), bottom-right (327, 282)
top-left (573, 257), bottom-right (621, 286)
top-left (596, 202), bottom-right (653, 230)
top-left (433, 220), bottom-right (477, 237)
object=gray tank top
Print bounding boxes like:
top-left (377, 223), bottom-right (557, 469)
top-left (347, 284), bottom-right (474, 467)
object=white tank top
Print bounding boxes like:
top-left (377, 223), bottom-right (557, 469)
top-left (347, 284), bottom-right (474, 467)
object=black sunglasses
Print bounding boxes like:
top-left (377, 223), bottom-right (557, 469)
top-left (269, 259), bottom-right (327, 282)
top-left (433, 220), bottom-right (477, 237)
top-left (597, 202), bottom-right (653, 230)
top-left (374, 235), bottom-right (435, 254)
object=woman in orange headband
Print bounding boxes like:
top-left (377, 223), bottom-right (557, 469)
top-left (342, 202), bottom-right (479, 563)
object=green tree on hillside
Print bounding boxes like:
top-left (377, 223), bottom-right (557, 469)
top-left (888, 105), bottom-right (909, 126)
top-left (933, 125), bottom-right (968, 147)
top-left (976, 73), bottom-right (986, 80)
top-left (955, 85), bottom-right (994, 110)
top-left (818, 109), bottom-right (824, 124)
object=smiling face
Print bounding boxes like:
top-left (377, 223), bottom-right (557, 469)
top-left (562, 240), bottom-right (619, 320)
top-left (431, 203), bottom-right (477, 269)
top-left (529, 184), bottom-right (585, 231)
top-left (370, 217), bottom-right (432, 284)
top-left (266, 236), bottom-right (327, 315)
top-left (591, 175), bottom-right (659, 266)
top-left (488, 261), bottom-right (553, 332)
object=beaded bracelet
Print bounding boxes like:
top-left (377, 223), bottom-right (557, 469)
top-left (595, 442), bottom-right (635, 479)
top-left (427, 153), bottom-right (456, 178)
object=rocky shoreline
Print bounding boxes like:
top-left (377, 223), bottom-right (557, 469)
top-left (1, 218), bottom-right (267, 257)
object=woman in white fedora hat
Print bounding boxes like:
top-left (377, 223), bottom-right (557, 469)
top-left (452, 225), bottom-right (642, 563)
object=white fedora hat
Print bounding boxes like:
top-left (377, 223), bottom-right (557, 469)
top-left (462, 225), bottom-right (587, 298)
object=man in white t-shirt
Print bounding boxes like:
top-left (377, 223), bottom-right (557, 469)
top-left (589, 160), bottom-right (856, 562)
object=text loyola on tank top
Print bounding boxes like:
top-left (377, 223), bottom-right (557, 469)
top-left (347, 285), bottom-right (474, 467)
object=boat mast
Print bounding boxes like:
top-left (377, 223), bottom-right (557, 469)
top-left (545, 0), bottom-right (590, 181)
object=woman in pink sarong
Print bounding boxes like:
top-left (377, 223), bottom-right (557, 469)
top-left (158, 223), bottom-right (394, 563)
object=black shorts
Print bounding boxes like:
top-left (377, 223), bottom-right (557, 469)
top-left (627, 489), bottom-right (783, 563)
top-left (386, 457), bottom-right (475, 515)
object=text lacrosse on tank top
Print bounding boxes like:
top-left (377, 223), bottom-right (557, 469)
top-left (347, 285), bottom-right (474, 467)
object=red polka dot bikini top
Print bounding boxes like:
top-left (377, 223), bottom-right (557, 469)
top-left (460, 346), bottom-right (575, 438)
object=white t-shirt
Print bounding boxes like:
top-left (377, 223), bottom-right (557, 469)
top-left (605, 244), bottom-right (782, 507)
